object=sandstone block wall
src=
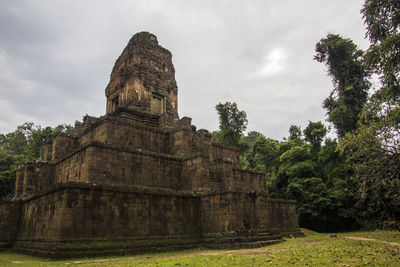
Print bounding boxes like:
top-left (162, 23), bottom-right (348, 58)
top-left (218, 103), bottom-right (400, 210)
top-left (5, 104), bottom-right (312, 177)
top-left (17, 190), bottom-right (65, 241)
top-left (78, 119), bottom-right (170, 154)
top-left (54, 144), bottom-right (184, 190)
top-left (86, 145), bottom-right (183, 189)
top-left (15, 162), bottom-right (55, 198)
top-left (181, 157), bottom-right (210, 190)
top-left (212, 143), bottom-right (240, 168)
top-left (55, 184), bottom-right (200, 239)
top-left (200, 193), bottom-right (300, 236)
top-left (13, 183), bottom-right (202, 257)
top-left (0, 200), bottom-right (22, 249)
top-left (232, 169), bottom-right (266, 191)
top-left (200, 192), bottom-right (265, 234)
top-left (266, 199), bottom-right (302, 235)
top-left (51, 134), bottom-right (77, 161)
top-left (10, 182), bottom-right (300, 257)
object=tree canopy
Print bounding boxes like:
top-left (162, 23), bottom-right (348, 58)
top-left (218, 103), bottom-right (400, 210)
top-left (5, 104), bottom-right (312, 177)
top-left (314, 34), bottom-right (370, 137)
top-left (214, 102), bottom-right (248, 151)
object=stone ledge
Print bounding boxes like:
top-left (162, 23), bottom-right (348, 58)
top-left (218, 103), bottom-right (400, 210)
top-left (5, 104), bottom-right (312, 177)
top-left (233, 168), bottom-right (265, 175)
top-left (20, 181), bottom-right (197, 202)
top-left (53, 141), bottom-right (185, 166)
top-left (16, 181), bottom-right (297, 205)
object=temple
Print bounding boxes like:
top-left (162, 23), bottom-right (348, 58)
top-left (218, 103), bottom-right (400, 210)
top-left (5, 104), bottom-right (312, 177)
top-left (0, 32), bottom-right (302, 258)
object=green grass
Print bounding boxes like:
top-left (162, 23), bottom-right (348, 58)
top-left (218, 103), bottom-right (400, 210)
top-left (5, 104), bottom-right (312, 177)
top-left (1, 230), bottom-right (400, 266)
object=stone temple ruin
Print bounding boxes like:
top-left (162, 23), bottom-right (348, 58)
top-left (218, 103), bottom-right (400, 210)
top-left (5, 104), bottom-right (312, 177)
top-left (0, 32), bottom-right (302, 258)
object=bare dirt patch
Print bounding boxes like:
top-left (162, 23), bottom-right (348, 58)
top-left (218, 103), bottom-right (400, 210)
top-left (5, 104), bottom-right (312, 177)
top-left (344, 236), bottom-right (400, 246)
top-left (161, 248), bottom-right (288, 258)
top-left (301, 239), bottom-right (323, 244)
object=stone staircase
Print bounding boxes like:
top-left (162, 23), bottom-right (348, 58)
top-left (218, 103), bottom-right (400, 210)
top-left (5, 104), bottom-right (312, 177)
top-left (202, 228), bottom-right (283, 249)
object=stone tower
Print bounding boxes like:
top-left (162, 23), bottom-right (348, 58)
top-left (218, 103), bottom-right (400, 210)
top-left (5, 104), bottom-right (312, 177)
top-left (105, 32), bottom-right (178, 117)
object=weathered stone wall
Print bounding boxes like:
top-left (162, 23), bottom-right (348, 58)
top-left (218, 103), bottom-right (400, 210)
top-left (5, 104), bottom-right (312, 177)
top-left (56, 144), bottom-right (183, 190)
top-left (212, 143), bottom-right (240, 168)
top-left (54, 147), bottom-right (91, 183)
top-left (181, 157), bottom-right (210, 190)
top-left (15, 167), bottom-right (25, 197)
top-left (200, 192), bottom-right (300, 235)
top-left (88, 120), bottom-right (169, 153)
top-left (52, 134), bottom-right (77, 161)
top-left (200, 192), bottom-right (264, 234)
top-left (11, 183), bottom-right (301, 257)
top-left (57, 184), bottom-right (200, 239)
top-left (265, 199), bottom-right (302, 236)
top-left (16, 190), bottom-right (65, 242)
top-left (75, 116), bottom-right (170, 153)
top-left (14, 183), bottom-right (201, 257)
top-left (169, 128), bottom-right (192, 156)
top-left (0, 200), bottom-right (22, 250)
top-left (14, 162), bottom-right (55, 198)
top-left (232, 169), bottom-right (266, 191)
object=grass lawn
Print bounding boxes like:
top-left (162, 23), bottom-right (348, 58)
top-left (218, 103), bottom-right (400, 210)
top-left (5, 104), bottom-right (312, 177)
top-left (1, 229), bottom-right (399, 266)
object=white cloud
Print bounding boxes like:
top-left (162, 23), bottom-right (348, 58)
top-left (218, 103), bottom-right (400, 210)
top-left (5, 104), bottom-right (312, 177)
top-left (257, 48), bottom-right (287, 77)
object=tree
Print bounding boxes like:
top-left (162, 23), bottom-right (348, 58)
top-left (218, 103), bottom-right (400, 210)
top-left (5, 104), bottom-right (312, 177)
top-left (251, 136), bottom-right (280, 173)
top-left (303, 121), bottom-right (327, 152)
top-left (240, 131), bottom-right (265, 169)
top-left (276, 144), bottom-right (315, 196)
top-left (214, 102), bottom-right (248, 150)
top-left (362, 0), bottom-right (400, 92)
top-left (314, 34), bottom-right (370, 137)
top-left (242, 131), bottom-right (264, 152)
top-left (288, 125), bottom-right (302, 143)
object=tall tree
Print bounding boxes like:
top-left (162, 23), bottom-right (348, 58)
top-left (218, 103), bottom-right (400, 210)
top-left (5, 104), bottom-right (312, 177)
top-left (214, 102), bottom-right (248, 150)
top-left (314, 34), bottom-right (370, 137)
top-left (335, 0), bottom-right (400, 227)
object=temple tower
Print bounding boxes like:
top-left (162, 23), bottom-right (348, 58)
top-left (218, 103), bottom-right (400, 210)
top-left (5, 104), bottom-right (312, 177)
top-left (105, 32), bottom-right (178, 117)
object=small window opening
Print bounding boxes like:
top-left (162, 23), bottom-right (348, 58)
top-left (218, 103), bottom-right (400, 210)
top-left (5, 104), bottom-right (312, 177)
top-left (151, 94), bottom-right (165, 114)
top-left (112, 96), bottom-right (119, 111)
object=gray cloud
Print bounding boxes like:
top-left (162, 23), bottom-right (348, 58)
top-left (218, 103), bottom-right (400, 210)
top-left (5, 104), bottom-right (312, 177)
top-left (0, 0), bottom-right (369, 140)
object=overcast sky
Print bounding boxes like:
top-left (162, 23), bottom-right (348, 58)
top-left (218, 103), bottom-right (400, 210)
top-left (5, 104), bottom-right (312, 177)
top-left (0, 0), bottom-right (370, 140)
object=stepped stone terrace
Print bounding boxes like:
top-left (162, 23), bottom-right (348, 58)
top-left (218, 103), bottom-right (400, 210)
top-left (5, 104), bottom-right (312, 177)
top-left (0, 32), bottom-right (302, 258)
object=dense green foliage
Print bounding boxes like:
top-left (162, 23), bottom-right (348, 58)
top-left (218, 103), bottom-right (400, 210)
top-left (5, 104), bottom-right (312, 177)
top-left (213, 0), bottom-right (400, 231)
top-left (238, 125), bottom-right (356, 231)
top-left (0, 122), bottom-right (73, 199)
